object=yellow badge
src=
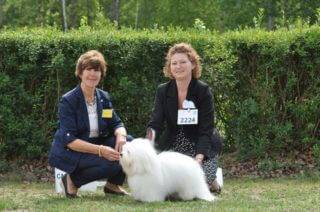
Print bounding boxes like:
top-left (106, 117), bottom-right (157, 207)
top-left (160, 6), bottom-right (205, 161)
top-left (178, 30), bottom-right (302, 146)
top-left (102, 109), bottom-right (113, 118)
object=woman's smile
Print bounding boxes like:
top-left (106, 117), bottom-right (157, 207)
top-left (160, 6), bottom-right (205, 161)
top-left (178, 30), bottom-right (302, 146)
top-left (80, 68), bottom-right (102, 89)
top-left (170, 53), bottom-right (194, 81)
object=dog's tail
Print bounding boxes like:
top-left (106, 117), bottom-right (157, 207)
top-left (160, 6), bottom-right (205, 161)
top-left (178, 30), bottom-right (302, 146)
top-left (146, 127), bottom-right (156, 146)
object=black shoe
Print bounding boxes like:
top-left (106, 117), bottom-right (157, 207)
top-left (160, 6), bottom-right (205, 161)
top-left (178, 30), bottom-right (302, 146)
top-left (210, 179), bottom-right (222, 194)
top-left (61, 174), bottom-right (78, 198)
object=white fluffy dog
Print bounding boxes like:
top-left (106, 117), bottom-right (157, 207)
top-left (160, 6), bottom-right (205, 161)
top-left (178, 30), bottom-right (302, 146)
top-left (120, 138), bottom-right (215, 202)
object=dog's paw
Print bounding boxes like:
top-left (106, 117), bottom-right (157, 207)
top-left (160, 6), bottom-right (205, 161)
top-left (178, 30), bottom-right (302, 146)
top-left (202, 194), bottom-right (216, 202)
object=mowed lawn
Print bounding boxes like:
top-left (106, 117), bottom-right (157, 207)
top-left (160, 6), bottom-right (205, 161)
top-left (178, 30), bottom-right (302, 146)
top-left (1, 177), bottom-right (319, 211)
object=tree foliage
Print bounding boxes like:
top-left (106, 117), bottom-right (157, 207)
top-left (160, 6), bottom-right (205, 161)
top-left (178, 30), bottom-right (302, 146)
top-left (1, 0), bottom-right (320, 31)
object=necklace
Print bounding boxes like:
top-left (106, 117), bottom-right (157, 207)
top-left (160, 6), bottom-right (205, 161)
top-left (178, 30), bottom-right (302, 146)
top-left (86, 96), bottom-right (96, 106)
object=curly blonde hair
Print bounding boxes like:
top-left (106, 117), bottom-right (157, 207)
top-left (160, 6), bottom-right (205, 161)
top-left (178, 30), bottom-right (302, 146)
top-left (163, 43), bottom-right (201, 79)
top-left (75, 50), bottom-right (107, 80)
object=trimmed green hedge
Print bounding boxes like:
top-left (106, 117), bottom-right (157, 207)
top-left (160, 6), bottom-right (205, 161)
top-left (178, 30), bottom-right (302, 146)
top-left (205, 28), bottom-right (320, 159)
top-left (0, 27), bottom-right (319, 161)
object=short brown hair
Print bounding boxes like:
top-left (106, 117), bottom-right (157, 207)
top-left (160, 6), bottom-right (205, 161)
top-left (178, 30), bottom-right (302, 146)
top-left (75, 50), bottom-right (107, 80)
top-left (163, 43), bottom-right (202, 79)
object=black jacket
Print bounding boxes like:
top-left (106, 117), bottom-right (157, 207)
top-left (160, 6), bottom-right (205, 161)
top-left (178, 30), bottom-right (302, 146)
top-left (148, 78), bottom-right (222, 157)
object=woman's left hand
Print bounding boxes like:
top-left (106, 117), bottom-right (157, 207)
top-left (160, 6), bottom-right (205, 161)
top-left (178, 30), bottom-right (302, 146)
top-left (115, 134), bottom-right (127, 152)
top-left (195, 154), bottom-right (204, 165)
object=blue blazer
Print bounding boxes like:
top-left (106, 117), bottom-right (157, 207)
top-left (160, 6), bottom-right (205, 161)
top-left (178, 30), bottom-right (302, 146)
top-left (48, 85), bottom-right (124, 173)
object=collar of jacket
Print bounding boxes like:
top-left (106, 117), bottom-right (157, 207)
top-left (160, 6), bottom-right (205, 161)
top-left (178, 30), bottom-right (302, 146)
top-left (166, 77), bottom-right (197, 98)
top-left (74, 84), bottom-right (104, 134)
top-left (74, 84), bottom-right (103, 101)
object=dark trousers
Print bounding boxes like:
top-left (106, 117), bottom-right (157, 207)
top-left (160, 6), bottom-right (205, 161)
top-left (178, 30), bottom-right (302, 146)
top-left (70, 135), bottom-right (133, 188)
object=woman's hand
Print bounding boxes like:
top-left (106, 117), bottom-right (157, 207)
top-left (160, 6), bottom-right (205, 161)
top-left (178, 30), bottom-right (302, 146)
top-left (114, 127), bottom-right (127, 153)
top-left (195, 154), bottom-right (204, 165)
top-left (100, 146), bottom-right (120, 161)
top-left (115, 134), bottom-right (127, 153)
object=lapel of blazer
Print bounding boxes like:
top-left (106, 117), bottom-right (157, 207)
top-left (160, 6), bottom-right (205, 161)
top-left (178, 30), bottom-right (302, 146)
top-left (166, 80), bottom-right (178, 125)
top-left (96, 89), bottom-right (103, 133)
top-left (76, 85), bottom-right (90, 131)
top-left (186, 78), bottom-right (198, 107)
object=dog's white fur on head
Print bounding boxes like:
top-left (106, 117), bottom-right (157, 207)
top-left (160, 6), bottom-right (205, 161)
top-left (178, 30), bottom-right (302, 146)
top-left (120, 138), bottom-right (215, 202)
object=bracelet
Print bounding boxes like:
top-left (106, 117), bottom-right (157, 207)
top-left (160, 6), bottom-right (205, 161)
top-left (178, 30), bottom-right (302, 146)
top-left (98, 145), bottom-right (103, 157)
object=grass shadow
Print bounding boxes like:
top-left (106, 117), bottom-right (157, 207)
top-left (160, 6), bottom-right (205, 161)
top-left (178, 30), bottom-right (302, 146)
top-left (35, 192), bottom-right (214, 211)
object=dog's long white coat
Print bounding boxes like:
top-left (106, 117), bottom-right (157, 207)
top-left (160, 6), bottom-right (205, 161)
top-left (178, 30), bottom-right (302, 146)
top-left (120, 138), bottom-right (215, 202)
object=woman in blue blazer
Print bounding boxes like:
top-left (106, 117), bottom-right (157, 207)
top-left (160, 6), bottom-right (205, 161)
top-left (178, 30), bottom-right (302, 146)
top-left (49, 50), bottom-right (130, 197)
top-left (147, 43), bottom-right (222, 193)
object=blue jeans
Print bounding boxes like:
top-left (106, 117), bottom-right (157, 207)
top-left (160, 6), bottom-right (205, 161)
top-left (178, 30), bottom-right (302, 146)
top-left (70, 135), bottom-right (133, 188)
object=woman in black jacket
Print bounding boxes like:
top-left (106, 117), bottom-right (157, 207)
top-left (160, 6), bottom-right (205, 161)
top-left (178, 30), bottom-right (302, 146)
top-left (147, 43), bottom-right (222, 193)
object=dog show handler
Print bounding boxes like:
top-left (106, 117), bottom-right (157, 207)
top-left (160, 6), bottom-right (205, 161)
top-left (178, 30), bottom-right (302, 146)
top-left (49, 50), bottom-right (131, 198)
top-left (147, 43), bottom-right (223, 193)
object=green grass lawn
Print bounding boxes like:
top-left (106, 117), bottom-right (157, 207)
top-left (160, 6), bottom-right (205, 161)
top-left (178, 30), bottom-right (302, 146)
top-left (1, 177), bottom-right (320, 211)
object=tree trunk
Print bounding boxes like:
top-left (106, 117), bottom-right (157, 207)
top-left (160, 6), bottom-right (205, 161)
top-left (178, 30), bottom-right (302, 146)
top-left (69, 0), bottom-right (77, 28)
top-left (135, 0), bottom-right (140, 29)
top-left (61, 0), bottom-right (68, 31)
top-left (267, 0), bottom-right (275, 30)
top-left (0, 0), bottom-right (4, 28)
top-left (87, 0), bottom-right (93, 25)
top-left (110, 0), bottom-right (120, 24)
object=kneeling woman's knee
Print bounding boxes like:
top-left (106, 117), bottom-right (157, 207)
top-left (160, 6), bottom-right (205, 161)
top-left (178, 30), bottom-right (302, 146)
top-left (100, 160), bottom-right (123, 175)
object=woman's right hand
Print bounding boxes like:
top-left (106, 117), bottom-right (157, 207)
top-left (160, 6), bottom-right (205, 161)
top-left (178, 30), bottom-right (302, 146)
top-left (100, 146), bottom-right (120, 161)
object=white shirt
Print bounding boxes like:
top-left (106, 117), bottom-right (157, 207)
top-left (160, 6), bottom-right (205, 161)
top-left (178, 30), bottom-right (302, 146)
top-left (86, 99), bottom-right (99, 138)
